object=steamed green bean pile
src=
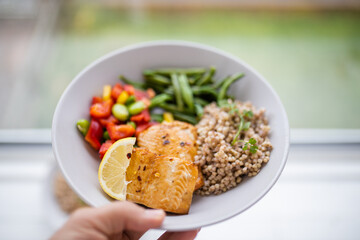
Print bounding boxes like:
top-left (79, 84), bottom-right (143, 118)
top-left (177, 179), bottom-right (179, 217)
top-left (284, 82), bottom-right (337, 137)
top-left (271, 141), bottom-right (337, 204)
top-left (121, 67), bottom-right (244, 125)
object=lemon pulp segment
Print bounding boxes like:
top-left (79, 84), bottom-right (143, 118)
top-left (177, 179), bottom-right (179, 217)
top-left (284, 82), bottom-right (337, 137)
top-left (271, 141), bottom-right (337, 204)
top-left (98, 137), bottom-right (136, 200)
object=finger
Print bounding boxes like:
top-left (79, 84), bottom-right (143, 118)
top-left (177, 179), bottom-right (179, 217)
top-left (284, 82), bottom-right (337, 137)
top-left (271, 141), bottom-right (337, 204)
top-left (158, 229), bottom-right (200, 240)
top-left (93, 201), bottom-right (165, 235)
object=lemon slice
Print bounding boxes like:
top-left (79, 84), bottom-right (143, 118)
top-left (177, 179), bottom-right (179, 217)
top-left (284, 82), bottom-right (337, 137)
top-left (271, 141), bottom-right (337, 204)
top-left (98, 137), bottom-right (136, 200)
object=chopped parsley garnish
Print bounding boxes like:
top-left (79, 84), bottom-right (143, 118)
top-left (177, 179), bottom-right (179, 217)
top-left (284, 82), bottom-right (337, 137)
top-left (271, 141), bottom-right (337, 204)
top-left (242, 138), bottom-right (259, 154)
top-left (218, 100), bottom-right (258, 153)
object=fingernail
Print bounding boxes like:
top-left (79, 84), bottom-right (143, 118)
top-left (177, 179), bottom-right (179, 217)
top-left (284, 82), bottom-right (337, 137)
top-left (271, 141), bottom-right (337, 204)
top-left (144, 209), bottom-right (165, 220)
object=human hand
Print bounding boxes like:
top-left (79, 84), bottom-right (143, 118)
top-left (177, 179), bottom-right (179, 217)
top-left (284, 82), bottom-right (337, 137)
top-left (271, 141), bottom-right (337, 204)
top-left (51, 201), bottom-right (200, 240)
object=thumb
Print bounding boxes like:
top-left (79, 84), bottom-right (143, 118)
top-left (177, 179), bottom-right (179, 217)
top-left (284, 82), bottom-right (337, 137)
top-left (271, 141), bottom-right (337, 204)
top-left (94, 201), bottom-right (165, 234)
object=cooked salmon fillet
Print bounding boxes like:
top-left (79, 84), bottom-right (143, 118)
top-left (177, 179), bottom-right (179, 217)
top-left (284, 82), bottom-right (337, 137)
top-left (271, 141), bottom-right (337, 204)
top-left (126, 148), bottom-right (198, 214)
top-left (137, 120), bottom-right (204, 190)
top-left (137, 121), bottom-right (197, 162)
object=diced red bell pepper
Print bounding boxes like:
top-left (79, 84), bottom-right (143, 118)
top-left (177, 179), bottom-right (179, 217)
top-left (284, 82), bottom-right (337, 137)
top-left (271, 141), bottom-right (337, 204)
top-left (92, 96), bottom-right (103, 104)
top-left (133, 89), bottom-right (151, 107)
top-left (107, 123), bottom-right (136, 141)
top-left (135, 121), bottom-right (159, 137)
top-left (124, 84), bottom-right (135, 95)
top-left (99, 140), bottom-right (114, 159)
top-left (130, 109), bottom-right (151, 125)
top-left (111, 83), bottom-right (123, 101)
top-left (99, 115), bottom-right (120, 128)
top-left (85, 119), bottom-right (103, 150)
top-left (134, 89), bottom-right (149, 100)
top-left (90, 99), bottom-right (113, 119)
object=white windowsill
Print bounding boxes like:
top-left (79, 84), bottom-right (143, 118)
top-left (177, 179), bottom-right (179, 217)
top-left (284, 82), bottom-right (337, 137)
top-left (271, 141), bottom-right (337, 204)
top-left (0, 128), bottom-right (360, 144)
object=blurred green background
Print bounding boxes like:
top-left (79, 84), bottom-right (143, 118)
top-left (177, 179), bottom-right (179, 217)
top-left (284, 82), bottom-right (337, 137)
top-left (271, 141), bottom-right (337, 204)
top-left (1, 0), bottom-right (359, 128)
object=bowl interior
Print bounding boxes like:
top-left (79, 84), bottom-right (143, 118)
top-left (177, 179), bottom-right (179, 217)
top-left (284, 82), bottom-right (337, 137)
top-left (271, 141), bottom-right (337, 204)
top-left (52, 41), bottom-right (289, 231)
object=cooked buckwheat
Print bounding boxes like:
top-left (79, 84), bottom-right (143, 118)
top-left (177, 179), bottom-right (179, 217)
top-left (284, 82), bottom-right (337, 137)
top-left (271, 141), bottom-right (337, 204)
top-left (195, 100), bottom-right (272, 195)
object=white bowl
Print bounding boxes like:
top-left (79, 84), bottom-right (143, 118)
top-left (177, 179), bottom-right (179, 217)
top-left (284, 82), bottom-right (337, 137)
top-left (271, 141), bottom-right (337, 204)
top-left (52, 40), bottom-right (289, 231)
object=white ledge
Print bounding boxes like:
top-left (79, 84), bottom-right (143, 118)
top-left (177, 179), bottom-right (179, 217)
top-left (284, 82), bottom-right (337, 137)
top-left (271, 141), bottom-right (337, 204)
top-left (0, 128), bottom-right (359, 144)
top-left (0, 129), bottom-right (52, 144)
top-left (290, 128), bottom-right (360, 144)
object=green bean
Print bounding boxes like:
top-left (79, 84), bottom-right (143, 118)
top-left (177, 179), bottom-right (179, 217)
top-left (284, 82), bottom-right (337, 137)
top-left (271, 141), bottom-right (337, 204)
top-left (76, 119), bottom-right (90, 136)
top-left (194, 97), bottom-right (209, 107)
top-left (226, 95), bottom-right (235, 101)
top-left (150, 113), bottom-right (164, 123)
top-left (144, 74), bottom-right (171, 85)
top-left (144, 68), bottom-right (206, 77)
top-left (188, 76), bottom-right (197, 85)
top-left (158, 103), bottom-right (194, 115)
top-left (181, 68), bottom-right (207, 76)
top-left (178, 73), bottom-right (194, 112)
top-left (218, 73), bottom-right (244, 101)
top-left (128, 101), bottom-right (146, 115)
top-left (191, 86), bottom-right (218, 99)
top-left (194, 103), bottom-right (204, 117)
top-left (188, 73), bottom-right (202, 85)
top-left (143, 69), bottom-right (156, 76)
top-left (125, 95), bottom-right (136, 105)
top-left (173, 112), bottom-right (197, 125)
top-left (141, 67), bottom-right (246, 124)
top-left (163, 86), bottom-right (174, 95)
top-left (171, 73), bottom-right (184, 111)
top-left (213, 76), bottom-right (230, 89)
top-left (119, 75), bottom-right (146, 89)
top-left (127, 121), bottom-right (136, 129)
top-left (197, 66), bottom-right (216, 86)
top-left (218, 99), bottom-right (230, 108)
top-left (145, 83), bottom-right (166, 93)
top-left (112, 104), bottom-right (129, 121)
top-left (149, 93), bottom-right (172, 109)
top-left (103, 131), bottom-right (110, 140)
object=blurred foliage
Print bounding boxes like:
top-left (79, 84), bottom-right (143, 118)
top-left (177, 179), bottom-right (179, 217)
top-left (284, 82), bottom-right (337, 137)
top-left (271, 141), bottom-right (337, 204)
top-left (37, 2), bottom-right (360, 128)
top-left (59, 5), bottom-right (360, 38)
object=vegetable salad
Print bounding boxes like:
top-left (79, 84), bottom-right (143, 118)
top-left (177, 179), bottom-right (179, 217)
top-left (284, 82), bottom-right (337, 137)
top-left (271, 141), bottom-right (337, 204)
top-left (76, 83), bottom-right (158, 159)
